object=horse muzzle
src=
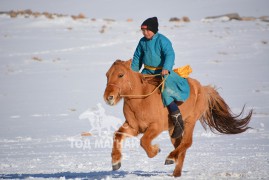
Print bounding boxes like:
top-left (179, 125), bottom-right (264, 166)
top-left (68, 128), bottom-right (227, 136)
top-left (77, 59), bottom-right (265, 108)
top-left (104, 83), bottom-right (122, 106)
top-left (105, 95), bottom-right (116, 106)
top-left (104, 89), bottom-right (121, 106)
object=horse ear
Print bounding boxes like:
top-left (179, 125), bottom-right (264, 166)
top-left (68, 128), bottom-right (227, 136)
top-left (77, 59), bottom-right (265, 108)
top-left (124, 59), bottom-right (132, 68)
top-left (113, 59), bottom-right (122, 65)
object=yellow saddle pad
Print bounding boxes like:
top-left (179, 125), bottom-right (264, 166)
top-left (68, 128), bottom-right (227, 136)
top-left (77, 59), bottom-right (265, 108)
top-left (173, 65), bottom-right (192, 78)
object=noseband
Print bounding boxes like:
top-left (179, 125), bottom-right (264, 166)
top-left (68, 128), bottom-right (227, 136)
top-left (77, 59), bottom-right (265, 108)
top-left (106, 83), bottom-right (123, 95)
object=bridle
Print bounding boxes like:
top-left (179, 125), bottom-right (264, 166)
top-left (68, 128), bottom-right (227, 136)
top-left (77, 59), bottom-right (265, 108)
top-left (106, 83), bottom-right (123, 95)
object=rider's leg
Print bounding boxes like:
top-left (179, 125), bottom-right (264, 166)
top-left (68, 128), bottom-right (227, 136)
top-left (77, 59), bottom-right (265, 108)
top-left (167, 101), bottom-right (184, 138)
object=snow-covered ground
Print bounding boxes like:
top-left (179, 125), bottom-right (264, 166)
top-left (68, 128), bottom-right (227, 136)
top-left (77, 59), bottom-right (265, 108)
top-left (0, 0), bottom-right (269, 179)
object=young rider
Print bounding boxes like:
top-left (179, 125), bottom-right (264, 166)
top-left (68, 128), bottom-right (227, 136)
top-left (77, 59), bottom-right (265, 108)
top-left (131, 17), bottom-right (190, 138)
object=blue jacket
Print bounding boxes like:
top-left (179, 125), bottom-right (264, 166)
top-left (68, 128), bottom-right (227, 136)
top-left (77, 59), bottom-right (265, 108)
top-left (131, 33), bottom-right (190, 106)
top-left (132, 33), bottom-right (175, 72)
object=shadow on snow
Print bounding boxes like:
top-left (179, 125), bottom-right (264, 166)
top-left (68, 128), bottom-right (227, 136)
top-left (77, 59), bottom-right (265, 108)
top-left (0, 170), bottom-right (170, 179)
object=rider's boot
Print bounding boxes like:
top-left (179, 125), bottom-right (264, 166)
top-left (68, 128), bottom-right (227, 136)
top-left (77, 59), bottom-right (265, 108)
top-left (170, 110), bottom-right (184, 138)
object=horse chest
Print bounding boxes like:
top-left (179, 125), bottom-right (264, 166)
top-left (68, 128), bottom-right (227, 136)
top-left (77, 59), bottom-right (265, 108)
top-left (132, 110), bottom-right (147, 129)
top-left (124, 97), bottom-right (164, 132)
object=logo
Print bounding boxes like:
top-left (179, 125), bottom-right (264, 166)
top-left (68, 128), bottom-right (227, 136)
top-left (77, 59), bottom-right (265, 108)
top-left (79, 103), bottom-right (122, 137)
top-left (69, 103), bottom-right (139, 150)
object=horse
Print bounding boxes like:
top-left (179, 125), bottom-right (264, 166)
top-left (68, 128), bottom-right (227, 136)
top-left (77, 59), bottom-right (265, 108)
top-left (103, 59), bottom-right (252, 177)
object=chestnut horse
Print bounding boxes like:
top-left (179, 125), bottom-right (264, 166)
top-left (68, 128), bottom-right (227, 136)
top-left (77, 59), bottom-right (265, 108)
top-left (103, 59), bottom-right (252, 177)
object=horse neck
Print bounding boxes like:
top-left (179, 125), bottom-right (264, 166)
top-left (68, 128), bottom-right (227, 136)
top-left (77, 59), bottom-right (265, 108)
top-left (125, 72), bottom-right (157, 98)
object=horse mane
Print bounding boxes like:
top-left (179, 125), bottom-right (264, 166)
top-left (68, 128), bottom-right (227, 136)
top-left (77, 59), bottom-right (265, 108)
top-left (143, 75), bottom-right (162, 87)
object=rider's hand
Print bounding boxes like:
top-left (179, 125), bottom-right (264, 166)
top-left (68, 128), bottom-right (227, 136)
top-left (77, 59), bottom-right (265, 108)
top-left (161, 69), bottom-right (169, 76)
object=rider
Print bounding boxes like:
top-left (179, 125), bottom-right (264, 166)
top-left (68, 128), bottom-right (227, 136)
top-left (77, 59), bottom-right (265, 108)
top-left (131, 17), bottom-right (190, 138)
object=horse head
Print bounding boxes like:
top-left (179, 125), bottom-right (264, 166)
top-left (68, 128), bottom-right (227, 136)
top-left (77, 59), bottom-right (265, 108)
top-left (104, 59), bottom-right (133, 106)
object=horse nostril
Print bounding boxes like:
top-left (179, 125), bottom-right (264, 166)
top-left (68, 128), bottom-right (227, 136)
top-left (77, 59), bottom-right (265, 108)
top-left (108, 96), bottom-right (114, 101)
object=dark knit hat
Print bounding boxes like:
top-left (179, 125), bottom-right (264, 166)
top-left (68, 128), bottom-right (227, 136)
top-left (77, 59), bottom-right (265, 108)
top-left (141, 17), bottom-right (158, 34)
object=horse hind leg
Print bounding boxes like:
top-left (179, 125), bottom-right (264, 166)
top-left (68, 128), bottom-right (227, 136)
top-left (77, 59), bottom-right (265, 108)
top-left (173, 151), bottom-right (187, 177)
top-left (164, 134), bottom-right (182, 165)
top-left (140, 123), bottom-right (162, 158)
top-left (165, 121), bottom-right (196, 177)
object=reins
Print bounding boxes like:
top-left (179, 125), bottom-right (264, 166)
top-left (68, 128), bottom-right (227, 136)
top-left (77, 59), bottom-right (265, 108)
top-left (119, 74), bottom-right (167, 98)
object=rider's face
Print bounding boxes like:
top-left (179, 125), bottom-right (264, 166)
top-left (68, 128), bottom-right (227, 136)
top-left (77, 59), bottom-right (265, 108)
top-left (141, 29), bottom-right (155, 40)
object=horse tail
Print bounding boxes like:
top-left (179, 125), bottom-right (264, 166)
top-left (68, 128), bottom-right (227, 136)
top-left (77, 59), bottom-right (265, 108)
top-left (200, 85), bottom-right (253, 134)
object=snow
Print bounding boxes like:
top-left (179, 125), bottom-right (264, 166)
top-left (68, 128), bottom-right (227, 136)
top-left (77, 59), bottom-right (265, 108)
top-left (1, 0), bottom-right (269, 20)
top-left (0, 0), bottom-right (269, 179)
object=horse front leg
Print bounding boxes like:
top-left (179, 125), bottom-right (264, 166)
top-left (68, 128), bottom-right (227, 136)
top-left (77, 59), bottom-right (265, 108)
top-left (140, 123), bottom-right (162, 158)
top-left (112, 122), bottom-right (138, 170)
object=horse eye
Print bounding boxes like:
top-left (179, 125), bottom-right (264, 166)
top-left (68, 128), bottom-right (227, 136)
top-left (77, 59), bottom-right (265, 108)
top-left (118, 73), bottom-right (124, 78)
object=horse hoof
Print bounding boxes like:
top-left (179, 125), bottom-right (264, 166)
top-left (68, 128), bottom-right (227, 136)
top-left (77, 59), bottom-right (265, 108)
top-left (165, 159), bottom-right (174, 165)
top-left (112, 162), bottom-right (121, 171)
